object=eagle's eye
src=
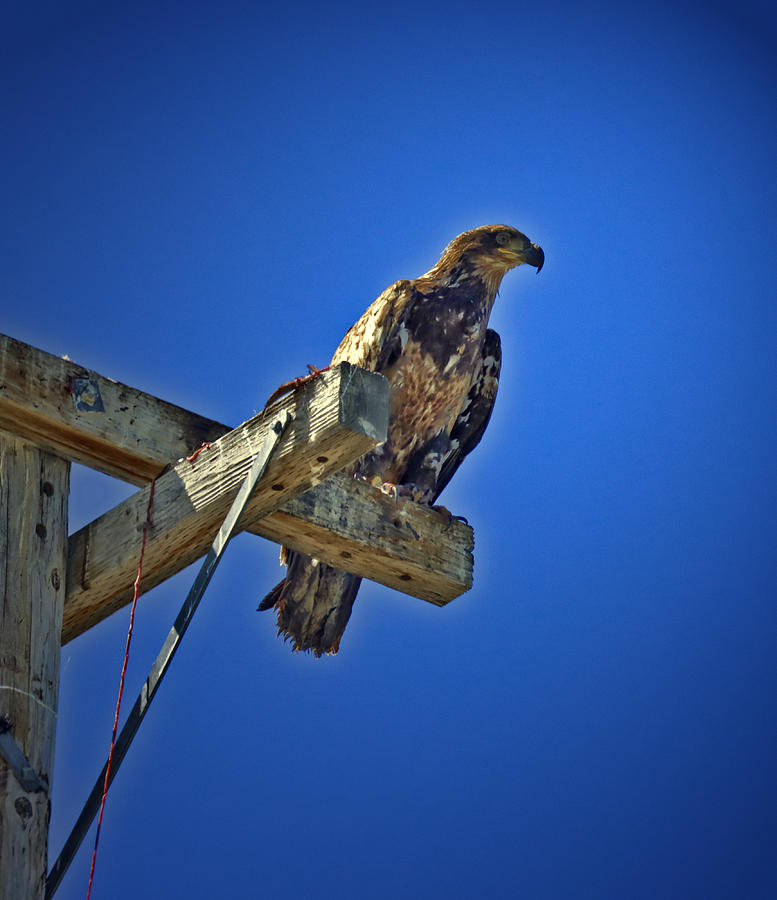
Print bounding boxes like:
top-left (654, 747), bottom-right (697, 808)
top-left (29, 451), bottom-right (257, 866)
top-left (495, 231), bottom-right (512, 246)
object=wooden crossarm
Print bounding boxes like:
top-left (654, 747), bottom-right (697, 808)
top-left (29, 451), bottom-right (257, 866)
top-left (248, 473), bottom-right (473, 607)
top-left (0, 333), bottom-right (475, 642)
top-left (0, 332), bottom-right (230, 484)
top-left (65, 470), bottom-right (474, 643)
top-left (61, 363), bottom-right (389, 642)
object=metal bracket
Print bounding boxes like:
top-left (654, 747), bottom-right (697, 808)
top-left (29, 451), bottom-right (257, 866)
top-left (69, 376), bottom-right (105, 412)
top-left (0, 715), bottom-right (45, 793)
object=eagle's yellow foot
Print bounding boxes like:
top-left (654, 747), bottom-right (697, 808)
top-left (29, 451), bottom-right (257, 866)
top-left (380, 482), bottom-right (434, 503)
top-left (265, 364), bottom-right (332, 408)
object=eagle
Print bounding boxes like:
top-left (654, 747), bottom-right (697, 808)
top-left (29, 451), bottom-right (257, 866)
top-left (259, 224), bottom-right (544, 655)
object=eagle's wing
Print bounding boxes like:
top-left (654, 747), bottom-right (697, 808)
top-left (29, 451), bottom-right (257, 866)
top-left (433, 328), bottom-right (502, 501)
top-left (330, 279), bottom-right (415, 371)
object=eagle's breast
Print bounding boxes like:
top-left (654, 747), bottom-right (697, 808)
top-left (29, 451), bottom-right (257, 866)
top-left (379, 290), bottom-right (489, 480)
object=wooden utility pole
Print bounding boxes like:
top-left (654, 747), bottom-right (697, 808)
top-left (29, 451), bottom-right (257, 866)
top-left (0, 332), bottom-right (475, 897)
top-left (0, 435), bottom-right (69, 899)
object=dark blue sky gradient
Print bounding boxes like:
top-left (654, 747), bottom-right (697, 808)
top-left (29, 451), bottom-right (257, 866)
top-left (3, 2), bottom-right (777, 897)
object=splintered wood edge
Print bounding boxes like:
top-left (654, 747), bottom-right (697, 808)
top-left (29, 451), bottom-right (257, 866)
top-left (61, 365), bottom-right (388, 643)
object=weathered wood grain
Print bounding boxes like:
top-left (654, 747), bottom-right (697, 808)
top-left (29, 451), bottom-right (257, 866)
top-left (0, 434), bottom-right (70, 900)
top-left (0, 334), bottom-right (475, 640)
top-left (249, 473), bottom-right (474, 606)
top-left (0, 332), bottom-right (230, 484)
top-left (62, 364), bottom-right (389, 643)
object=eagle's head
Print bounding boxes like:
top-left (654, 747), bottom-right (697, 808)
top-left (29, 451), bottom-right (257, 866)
top-left (450, 224), bottom-right (544, 272)
top-left (428, 224), bottom-right (544, 294)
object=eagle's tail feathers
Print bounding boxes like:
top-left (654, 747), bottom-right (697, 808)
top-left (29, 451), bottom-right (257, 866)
top-left (258, 551), bottom-right (362, 657)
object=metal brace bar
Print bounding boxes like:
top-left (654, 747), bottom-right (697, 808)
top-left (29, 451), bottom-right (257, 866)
top-left (0, 714), bottom-right (45, 793)
top-left (45, 411), bottom-right (292, 899)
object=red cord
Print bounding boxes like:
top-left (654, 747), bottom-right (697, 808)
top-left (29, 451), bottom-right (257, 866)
top-left (186, 441), bottom-right (211, 463)
top-left (85, 479), bottom-right (156, 899)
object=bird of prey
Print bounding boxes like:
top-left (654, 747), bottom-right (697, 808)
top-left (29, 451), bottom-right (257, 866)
top-left (259, 224), bottom-right (544, 655)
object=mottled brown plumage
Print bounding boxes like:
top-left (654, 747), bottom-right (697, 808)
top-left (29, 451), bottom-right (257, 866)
top-left (260, 225), bottom-right (543, 655)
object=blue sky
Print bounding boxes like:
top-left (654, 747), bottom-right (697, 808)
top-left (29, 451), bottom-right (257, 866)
top-left (3, 1), bottom-right (777, 897)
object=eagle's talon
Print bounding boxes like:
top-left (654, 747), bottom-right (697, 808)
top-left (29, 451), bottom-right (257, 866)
top-left (380, 482), bottom-right (435, 504)
top-left (380, 481), bottom-right (400, 500)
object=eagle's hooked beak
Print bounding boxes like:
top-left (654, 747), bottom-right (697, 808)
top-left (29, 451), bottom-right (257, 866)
top-left (521, 241), bottom-right (544, 273)
top-left (502, 235), bottom-right (544, 273)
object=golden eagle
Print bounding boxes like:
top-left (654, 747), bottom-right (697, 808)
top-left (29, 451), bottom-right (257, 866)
top-left (260, 225), bottom-right (544, 655)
